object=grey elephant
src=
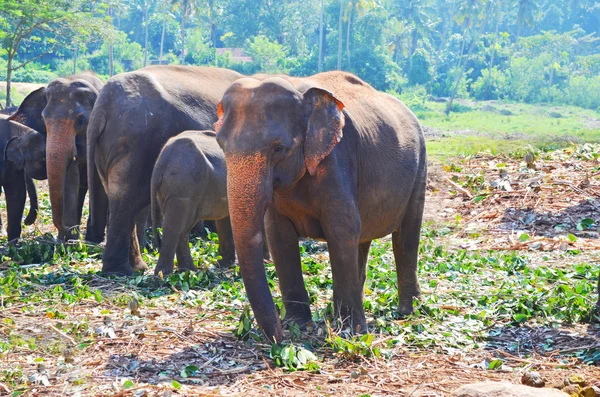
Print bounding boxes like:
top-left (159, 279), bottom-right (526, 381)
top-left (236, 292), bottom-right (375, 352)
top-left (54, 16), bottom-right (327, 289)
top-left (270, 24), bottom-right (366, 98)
top-left (0, 114), bottom-right (47, 240)
top-left (151, 130), bottom-right (235, 275)
top-left (87, 66), bottom-right (242, 275)
top-left (215, 71), bottom-right (427, 342)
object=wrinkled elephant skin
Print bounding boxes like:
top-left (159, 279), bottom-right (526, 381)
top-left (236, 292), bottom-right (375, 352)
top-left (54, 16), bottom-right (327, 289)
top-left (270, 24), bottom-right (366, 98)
top-left (151, 130), bottom-right (235, 275)
top-left (216, 72), bottom-right (427, 342)
top-left (0, 115), bottom-right (46, 240)
top-left (87, 66), bottom-right (242, 276)
top-left (41, 74), bottom-right (108, 242)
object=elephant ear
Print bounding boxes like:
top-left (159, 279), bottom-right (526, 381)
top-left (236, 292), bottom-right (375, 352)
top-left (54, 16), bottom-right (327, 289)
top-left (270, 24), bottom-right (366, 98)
top-left (213, 102), bottom-right (224, 132)
top-left (303, 87), bottom-right (345, 177)
top-left (8, 87), bottom-right (47, 136)
top-left (4, 136), bottom-right (24, 170)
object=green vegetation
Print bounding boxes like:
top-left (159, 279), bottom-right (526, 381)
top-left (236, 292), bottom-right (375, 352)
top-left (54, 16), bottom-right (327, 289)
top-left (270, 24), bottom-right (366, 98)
top-left (1, 215), bottom-right (598, 384)
top-left (2, 0), bottom-right (600, 113)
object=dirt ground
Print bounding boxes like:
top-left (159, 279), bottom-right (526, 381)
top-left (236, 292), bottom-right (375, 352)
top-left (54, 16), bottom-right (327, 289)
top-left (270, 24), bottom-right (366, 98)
top-left (1, 144), bottom-right (600, 396)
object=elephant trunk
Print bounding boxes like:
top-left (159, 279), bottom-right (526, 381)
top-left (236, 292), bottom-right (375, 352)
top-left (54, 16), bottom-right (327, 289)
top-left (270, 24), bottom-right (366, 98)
top-left (45, 119), bottom-right (76, 239)
top-left (226, 152), bottom-right (282, 343)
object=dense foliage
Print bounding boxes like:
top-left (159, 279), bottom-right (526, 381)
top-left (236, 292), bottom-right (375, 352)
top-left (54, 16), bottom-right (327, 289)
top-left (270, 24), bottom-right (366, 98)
top-left (1, 0), bottom-right (600, 111)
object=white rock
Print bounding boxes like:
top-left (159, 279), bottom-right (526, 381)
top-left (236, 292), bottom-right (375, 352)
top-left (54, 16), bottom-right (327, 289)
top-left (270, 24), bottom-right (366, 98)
top-left (453, 382), bottom-right (569, 397)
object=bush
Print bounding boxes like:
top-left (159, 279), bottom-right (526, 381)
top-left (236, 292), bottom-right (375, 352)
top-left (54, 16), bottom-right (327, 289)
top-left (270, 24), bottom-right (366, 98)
top-left (508, 55), bottom-right (549, 103)
top-left (54, 57), bottom-right (92, 77)
top-left (408, 48), bottom-right (432, 86)
top-left (562, 75), bottom-right (600, 110)
top-left (471, 67), bottom-right (509, 100)
top-left (11, 63), bottom-right (57, 83)
top-left (245, 35), bottom-right (287, 74)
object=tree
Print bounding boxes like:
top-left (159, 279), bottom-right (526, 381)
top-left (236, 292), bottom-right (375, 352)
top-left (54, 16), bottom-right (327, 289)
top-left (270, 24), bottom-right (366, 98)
top-left (318, 0), bottom-right (324, 72)
top-left (337, 0), bottom-right (344, 69)
top-left (391, 0), bottom-right (436, 76)
top-left (445, 0), bottom-right (494, 115)
top-left (171, 0), bottom-right (200, 64)
top-left (0, 0), bottom-right (92, 106)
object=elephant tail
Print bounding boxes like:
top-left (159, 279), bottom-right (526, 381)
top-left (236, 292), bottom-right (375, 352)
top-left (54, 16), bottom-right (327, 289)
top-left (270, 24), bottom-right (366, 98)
top-left (151, 168), bottom-right (162, 249)
top-left (86, 103), bottom-right (106, 235)
top-left (23, 173), bottom-right (38, 226)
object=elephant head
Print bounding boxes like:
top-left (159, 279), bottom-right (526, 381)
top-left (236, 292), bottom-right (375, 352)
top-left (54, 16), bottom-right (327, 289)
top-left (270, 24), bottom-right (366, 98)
top-left (215, 77), bottom-right (345, 341)
top-left (8, 87), bottom-right (47, 137)
top-left (42, 76), bottom-right (102, 239)
top-left (0, 115), bottom-right (47, 180)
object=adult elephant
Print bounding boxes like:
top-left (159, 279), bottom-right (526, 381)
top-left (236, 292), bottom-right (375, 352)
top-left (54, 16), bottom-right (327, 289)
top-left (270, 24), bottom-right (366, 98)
top-left (87, 65), bottom-right (242, 275)
top-left (214, 72), bottom-right (427, 342)
top-left (41, 73), bottom-right (109, 243)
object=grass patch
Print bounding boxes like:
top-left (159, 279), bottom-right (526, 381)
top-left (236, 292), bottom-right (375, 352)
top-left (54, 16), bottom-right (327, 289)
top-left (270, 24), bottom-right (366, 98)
top-left (397, 96), bottom-right (600, 160)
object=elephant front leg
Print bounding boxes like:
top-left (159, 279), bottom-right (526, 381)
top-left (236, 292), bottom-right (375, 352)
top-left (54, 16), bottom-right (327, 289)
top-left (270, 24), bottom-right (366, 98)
top-left (265, 208), bottom-right (312, 328)
top-left (4, 173), bottom-right (26, 242)
top-left (216, 217), bottom-right (235, 267)
top-left (322, 208), bottom-right (367, 334)
top-left (61, 161), bottom-right (83, 241)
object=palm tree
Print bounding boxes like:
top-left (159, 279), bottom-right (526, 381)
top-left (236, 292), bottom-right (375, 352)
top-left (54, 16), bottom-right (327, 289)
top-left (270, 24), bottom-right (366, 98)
top-left (516, 0), bottom-right (538, 39)
top-left (391, 0), bottom-right (436, 76)
top-left (172, 0), bottom-right (199, 64)
top-left (337, 0), bottom-right (344, 69)
top-left (445, 0), bottom-right (493, 115)
top-left (318, 0), bottom-right (324, 72)
top-left (159, 0), bottom-right (170, 63)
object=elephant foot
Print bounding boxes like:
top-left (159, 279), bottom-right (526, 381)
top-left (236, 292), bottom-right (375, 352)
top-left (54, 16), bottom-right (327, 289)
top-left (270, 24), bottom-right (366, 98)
top-left (154, 265), bottom-right (174, 277)
top-left (217, 255), bottom-right (235, 268)
top-left (283, 315), bottom-right (315, 331)
top-left (100, 262), bottom-right (133, 277)
top-left (131, 258), bottom-right (148, 273)
top-left (397, 301), bottom-right (415, 318)
top-left (177, 261), bottom-right (197, 272)
top-left (398, 287), bottom-right (421, 317)
top-left (85, 229), bottom-right (105, 244)
top-left (59, 227), bottom-right (81, 242)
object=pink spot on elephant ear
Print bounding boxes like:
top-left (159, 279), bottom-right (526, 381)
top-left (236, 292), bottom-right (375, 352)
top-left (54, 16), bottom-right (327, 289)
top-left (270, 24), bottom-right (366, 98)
top-left (213, 118), bottom-right (223, 132)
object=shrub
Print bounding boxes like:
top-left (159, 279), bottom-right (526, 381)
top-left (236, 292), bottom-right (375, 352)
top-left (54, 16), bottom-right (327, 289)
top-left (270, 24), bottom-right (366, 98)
top-left (471, 67), bottom-right (509, 100)
top-left (11, 63), bottom-right (57, 83)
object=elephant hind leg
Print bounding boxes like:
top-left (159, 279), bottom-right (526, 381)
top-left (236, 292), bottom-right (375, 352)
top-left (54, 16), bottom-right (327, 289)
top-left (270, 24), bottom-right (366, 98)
top-left (129, 228), bottom-right (147, 273)
top-left (216, 217), bottom-right (235, 267)
top-left (4, 172), bottom-right (27, 242)
top-left (155, 199), bottom-right (195, 275)
top-left (176, 236), bottom-right (195, 272)
top-left (135, 206), bottom-right (151, 250)
top-left (358, 240), bottom-right (372, 293)
top-left (393, 190), bottom-right (425, 317)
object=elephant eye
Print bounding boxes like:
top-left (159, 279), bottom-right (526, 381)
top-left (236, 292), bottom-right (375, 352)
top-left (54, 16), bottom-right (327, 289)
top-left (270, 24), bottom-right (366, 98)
top-left (273, 144), bottom-right (286, 154)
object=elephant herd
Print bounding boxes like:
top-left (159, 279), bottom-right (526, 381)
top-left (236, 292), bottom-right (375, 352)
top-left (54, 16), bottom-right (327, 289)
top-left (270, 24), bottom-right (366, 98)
top-left (1, 65), bottom-right (597, 342)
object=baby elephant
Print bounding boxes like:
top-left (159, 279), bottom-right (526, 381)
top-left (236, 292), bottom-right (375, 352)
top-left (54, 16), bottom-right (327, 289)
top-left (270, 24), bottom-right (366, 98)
top-left (151, 130), bottom-right (235, 275)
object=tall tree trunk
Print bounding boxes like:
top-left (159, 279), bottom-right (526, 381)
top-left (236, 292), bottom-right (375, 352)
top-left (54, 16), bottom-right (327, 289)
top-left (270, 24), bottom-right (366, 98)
top-left (109, 6), bottom-right (114, 76)
top-left (408, 28), bottom-right (418, 75)
top-left (181, 13), bottom-right (186, 64)
top-left (143, 2), bottom-right (149, 67)
top-left (346, 2), bottom-right (352, 68)
top-left (159, 3), bottom-right (166, 64)
top-left (318, 0), bottom-right (324, 72)
top-left (6, 54), bottom-right (13, 108)
top-left (446, 25), bottom-right (486, 115)
top-left (485, 3), bottom-right (502, 98)
top-left (547, 64), bottom-right (555, 102)
top-left (73, 43), bottom-right (78, 75)
top-left (337, 0), bottom-right (343, 70)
